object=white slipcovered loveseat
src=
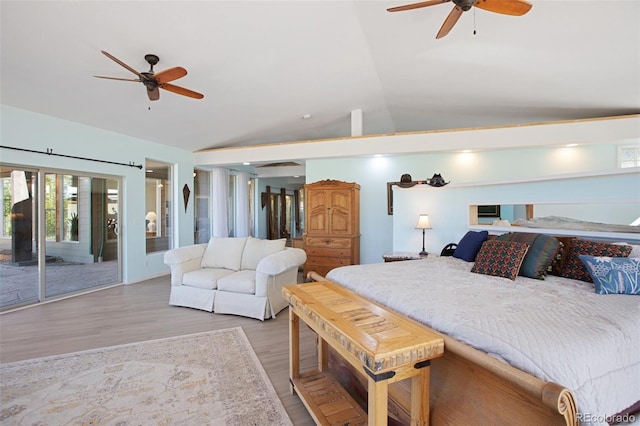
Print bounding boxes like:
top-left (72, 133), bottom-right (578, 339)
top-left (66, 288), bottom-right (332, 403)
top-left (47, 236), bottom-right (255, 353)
top-left (164, 236), bottom-right (306, 320)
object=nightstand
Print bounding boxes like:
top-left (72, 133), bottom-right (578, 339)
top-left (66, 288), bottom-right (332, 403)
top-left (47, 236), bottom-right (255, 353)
top-left (382, 251), bottom-right (427, 262)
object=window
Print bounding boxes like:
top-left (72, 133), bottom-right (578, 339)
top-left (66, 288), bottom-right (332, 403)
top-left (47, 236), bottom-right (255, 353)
top-left (43, 174), bottom-right (79, 242)
top-left (145, 160), bottom-right (172, 253)
top-left (618, 144), bottom-right (640, 168)
top-left (62, 175), bottom-right (78, 241)
top-left (194, 169), bottom-right (211, 244)
top-left (0, 178), bottom-right (10, 238)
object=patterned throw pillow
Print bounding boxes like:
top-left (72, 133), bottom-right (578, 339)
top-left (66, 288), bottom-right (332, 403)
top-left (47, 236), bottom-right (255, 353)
top-left (497, 232), bottom-right (560, 279)
top-left (579, 255), bottom-right (640, 295)
top-left (558, 239), bottom-right (632, 282)
top-left (471, 240), bottom-right (529, 281)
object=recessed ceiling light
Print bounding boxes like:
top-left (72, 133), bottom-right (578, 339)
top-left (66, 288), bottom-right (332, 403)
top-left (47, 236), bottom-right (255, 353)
top-left (302, 114), bottom-right (312, 119)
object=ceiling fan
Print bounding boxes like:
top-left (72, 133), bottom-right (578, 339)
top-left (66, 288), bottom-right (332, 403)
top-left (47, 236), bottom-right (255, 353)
top-left (387, 0), bottom-right (532, 39)
top-left (95, 50), bottom-right (204, 101)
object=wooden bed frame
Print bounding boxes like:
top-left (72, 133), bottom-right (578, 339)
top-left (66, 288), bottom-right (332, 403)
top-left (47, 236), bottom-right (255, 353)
top-left (307, 270), bottom-right (577, 425)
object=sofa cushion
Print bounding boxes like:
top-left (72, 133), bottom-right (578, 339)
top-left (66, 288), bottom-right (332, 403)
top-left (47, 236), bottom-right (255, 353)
top-left (201, 237), bottom-right (247, 271)
top-left (183, 268), bottom-right (234, 290)
top-left (217, 270), bottom-right (256, 294)
top-left (241, 237), bottom-right (286, 270)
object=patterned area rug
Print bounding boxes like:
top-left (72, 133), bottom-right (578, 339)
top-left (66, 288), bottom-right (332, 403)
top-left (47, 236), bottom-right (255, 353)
top-left (0, 327), bottom-right (292, 425)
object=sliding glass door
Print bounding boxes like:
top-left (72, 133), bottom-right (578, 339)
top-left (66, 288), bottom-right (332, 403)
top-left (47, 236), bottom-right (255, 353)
top-left (0, 167), bottom-right (121, 311)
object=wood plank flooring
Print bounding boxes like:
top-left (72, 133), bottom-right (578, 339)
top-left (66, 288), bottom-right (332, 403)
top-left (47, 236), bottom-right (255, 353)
top-left (0, 276), bottom-right (317, 425)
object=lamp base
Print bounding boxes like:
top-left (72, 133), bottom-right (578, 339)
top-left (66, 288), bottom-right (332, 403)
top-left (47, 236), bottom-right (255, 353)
top-left (419, 250), bottom-right (428, 257)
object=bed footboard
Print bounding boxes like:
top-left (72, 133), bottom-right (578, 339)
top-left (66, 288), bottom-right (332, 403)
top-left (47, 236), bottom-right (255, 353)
top-left (307, 271), bottom-right (577, 426)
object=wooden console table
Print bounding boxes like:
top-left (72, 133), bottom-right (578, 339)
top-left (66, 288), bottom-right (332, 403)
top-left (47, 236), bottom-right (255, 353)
top-left (283, 281), bottom-right (444, 425)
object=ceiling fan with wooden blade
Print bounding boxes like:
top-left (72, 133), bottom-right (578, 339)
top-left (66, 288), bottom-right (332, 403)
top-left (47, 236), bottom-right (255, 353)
top-left (95, 50), bottom-right (204, 101)
top-left (387, 0), bottom-right (532, 39)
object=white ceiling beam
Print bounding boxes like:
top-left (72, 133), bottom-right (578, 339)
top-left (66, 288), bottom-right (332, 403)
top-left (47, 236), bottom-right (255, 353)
top-left (194, 115), bottom-right (640, 167)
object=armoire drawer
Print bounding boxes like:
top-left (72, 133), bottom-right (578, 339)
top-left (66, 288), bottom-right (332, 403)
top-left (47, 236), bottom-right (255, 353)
top-left (305, 247), bottom-right (351, 258)
top-left (304, 237), bottom-right (352, 249)
top-left (305, 257), bottom-right (353, 268)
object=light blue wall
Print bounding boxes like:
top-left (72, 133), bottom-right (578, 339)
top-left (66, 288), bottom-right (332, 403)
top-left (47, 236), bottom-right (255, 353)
top-left (0, 105), bottom-right (195, 283)
top-left (393, 173), bottom-right (640, 255)
top-left (306, 144), bottom-right (637, 264)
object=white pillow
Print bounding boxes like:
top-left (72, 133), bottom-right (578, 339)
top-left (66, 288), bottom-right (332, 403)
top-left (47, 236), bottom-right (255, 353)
top-left (241, 237), bottom-right (286, 270)
top-left (628, 244), bottom-right (640, 258)
top-left (201, 237), bottom-right (247, 270)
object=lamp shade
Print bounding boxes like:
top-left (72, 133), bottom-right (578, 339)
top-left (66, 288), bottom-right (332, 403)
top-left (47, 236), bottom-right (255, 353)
top-left (415, 214), bottom-right (432, 229)
top-left (145, 211), bottom-right (157, 222)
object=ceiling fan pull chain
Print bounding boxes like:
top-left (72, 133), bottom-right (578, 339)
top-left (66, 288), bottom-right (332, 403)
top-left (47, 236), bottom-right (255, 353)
top-left (473, 7), bottom-right (476, 35)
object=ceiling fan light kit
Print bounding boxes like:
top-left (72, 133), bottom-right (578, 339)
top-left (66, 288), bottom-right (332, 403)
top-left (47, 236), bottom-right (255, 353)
top-left (95, 51), bottom-right (204, 101)
top-left (387, 0), bottom-right (532, 39)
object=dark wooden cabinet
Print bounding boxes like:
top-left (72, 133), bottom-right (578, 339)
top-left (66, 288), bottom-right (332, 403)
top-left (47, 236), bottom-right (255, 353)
top-left (303, 180), bottom-right (360, 277)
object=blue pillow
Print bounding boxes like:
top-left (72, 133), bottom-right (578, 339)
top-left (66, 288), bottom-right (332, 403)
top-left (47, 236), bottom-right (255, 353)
top-left (453, 230), bottom-right (489, 262)
top-left (578, 255), bottom-right (640, 295)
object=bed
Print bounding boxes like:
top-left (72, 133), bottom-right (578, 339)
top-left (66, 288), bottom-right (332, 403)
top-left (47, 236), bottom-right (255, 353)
top-left (307, 234), bottom-right (640, 426)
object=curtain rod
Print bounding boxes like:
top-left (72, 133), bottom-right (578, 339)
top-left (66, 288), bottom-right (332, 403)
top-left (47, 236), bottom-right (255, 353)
top-left (0, 145), bottom-right (143, 169)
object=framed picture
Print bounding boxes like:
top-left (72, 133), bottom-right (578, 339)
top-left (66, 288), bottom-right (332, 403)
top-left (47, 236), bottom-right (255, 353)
top-left (387, 182), bottom-right (395, 215)
top-left (478, 205), bottom-right (501, 217)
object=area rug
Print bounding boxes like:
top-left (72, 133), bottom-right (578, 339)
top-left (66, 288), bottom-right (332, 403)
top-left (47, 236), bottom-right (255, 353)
top-left (0, 327), bottom-right (292, 425)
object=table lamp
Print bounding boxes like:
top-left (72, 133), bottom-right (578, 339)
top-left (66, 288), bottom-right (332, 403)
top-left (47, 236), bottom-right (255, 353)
top-left (415, 214), bottom-right (431, 256)
top-left (145, 211), bottom-right (157, 232)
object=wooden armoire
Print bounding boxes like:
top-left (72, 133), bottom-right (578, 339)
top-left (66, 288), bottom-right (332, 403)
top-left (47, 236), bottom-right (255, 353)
top-left (303, 180), bottom-right (360, 278)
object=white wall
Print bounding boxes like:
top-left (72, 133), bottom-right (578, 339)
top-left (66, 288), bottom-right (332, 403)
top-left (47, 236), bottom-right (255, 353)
top-left (0, 105), bottom-right (195, 283)
top-left (306, 144), bottom-right (639, 264)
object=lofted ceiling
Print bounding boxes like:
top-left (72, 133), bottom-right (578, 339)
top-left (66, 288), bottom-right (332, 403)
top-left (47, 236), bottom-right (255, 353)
top-left (1, 0), bottom-right (639, 160)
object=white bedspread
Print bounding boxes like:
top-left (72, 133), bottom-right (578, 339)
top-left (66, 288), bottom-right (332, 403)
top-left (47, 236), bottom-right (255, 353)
top-left (326, 256), bottom-right (640, 425)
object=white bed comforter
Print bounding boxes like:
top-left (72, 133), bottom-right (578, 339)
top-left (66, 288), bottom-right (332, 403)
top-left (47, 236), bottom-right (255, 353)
top-left (326, 256), bottom-right (640, 425)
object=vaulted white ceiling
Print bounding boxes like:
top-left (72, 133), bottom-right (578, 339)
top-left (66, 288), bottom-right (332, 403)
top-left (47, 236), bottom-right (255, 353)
top-left (1, 1), bottom-right (639, 156)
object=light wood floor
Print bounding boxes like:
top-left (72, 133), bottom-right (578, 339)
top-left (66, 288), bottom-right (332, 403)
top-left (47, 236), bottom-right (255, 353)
top-left (0, 276), bottom-right (317, 425)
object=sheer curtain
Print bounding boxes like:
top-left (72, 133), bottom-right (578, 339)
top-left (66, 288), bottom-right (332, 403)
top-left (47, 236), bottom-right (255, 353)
top-left (234, 172), bottom-right (250, 237)
top-left (211, 168), bottom-right (229, 237)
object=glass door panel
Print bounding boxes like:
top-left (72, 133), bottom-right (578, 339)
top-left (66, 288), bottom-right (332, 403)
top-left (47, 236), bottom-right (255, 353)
top-left (0, 168), bottom-right (39, 309)
top-left (44, 176), bottom-right (120, 299)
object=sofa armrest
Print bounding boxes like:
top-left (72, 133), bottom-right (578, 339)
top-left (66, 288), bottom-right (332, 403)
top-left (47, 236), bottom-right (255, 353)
top-left (256, 248), bottom-right (306, 276)
top-left (163, 243), bottom-right (207, 286)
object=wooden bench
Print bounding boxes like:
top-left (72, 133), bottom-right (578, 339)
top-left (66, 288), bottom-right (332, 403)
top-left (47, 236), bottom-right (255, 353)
top-left (283, 281), bottom-right (444, 425)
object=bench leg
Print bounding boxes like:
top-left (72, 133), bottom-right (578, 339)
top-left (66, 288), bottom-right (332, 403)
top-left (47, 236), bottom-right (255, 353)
top-left (368, 378), bottom-right (389, 426)
top-left (289, 308), bottom-right (300, 395)
top-left (411, 366), bottom-right (430, 425)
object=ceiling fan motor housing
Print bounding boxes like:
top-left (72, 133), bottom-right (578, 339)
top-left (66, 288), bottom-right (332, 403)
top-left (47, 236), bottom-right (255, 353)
top-left (454, 0), bottom-right (475, 11)
top-left (140, 72), bottom-right (158, 90)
